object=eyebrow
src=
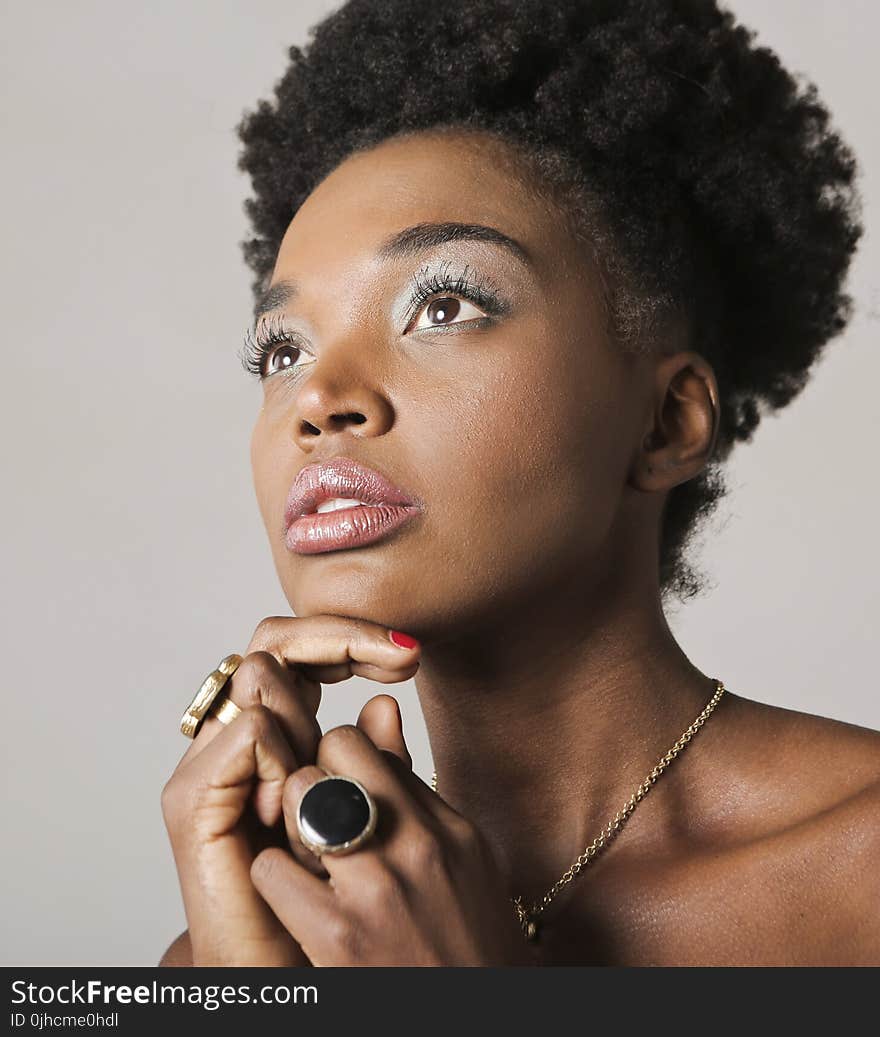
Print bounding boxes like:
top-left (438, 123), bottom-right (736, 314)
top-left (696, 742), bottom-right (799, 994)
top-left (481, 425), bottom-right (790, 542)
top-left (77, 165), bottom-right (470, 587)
top-left (254, 221), bottom-right (532, 318)
top-left (377, 220), bottom-right (531, 265)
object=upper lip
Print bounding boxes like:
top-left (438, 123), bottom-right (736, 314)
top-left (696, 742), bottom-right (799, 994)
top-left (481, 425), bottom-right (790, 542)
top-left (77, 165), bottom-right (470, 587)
top-left (284, 455), bottom-right (423, 528)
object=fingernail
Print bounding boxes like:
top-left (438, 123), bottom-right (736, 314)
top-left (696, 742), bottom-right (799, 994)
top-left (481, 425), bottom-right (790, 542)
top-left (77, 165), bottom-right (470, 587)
top-left (389, 630), bottom-right (419, 650)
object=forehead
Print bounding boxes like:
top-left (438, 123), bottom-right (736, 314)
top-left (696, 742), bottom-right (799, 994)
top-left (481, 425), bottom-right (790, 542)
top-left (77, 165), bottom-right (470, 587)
top-left (270, 131), bottom-right (575, 281)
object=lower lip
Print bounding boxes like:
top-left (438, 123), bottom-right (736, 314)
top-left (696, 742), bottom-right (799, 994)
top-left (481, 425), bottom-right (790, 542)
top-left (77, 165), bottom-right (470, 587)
top-left (285, 503), bottom-right (421, 555)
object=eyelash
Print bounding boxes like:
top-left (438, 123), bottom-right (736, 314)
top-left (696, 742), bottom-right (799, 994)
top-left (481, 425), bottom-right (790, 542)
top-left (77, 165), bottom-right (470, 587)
top-left (239, 261), bottom-right (506, 380)
top-left (403, 260), bottom-right (504, 328)
top-left (239, 312), bottom-right (306, 379)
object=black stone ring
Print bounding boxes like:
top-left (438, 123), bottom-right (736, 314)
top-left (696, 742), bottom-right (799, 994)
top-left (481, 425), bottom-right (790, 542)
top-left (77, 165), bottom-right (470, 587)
top-left (295, 775), bottom-right (378, 856)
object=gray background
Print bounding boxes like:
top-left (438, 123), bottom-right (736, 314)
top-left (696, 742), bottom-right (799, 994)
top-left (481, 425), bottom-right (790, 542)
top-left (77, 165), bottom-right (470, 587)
top-left (1, 1), bottom-right (876, 965)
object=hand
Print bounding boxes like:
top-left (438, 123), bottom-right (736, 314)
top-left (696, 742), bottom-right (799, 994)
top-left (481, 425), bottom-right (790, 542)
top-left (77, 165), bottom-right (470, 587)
top-left (161, 616), bottom-right (421, 966)
top-left (248, 696), bottom-right (533, 966)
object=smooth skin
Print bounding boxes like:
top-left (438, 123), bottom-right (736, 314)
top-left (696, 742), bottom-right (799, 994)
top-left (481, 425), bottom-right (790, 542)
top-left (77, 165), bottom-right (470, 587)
top-left (162, 129), bottom-right (880, 966)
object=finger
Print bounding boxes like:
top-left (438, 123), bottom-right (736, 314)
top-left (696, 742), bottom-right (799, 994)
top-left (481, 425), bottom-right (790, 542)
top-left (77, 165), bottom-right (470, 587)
top-left (178, 650), bottom-right (322, 771)
top-left (294, 662), bottom-right (356, 684)
top-left (356, 695), bottom-right (412, 769)
top-left (353, 697), bottom-right (461, 825)
top-left (178, 616), bottom-right (421, 769)
top-left (395, 763), bottom-right (476, 833)
top-left (249, 847), bottom-right (340, 965)
top-left (172, 705), bottom-right (297, 830)
top-left (248, 615), bottom-right (421, 685)
top-left (316, 725), bottom-right (416, 823)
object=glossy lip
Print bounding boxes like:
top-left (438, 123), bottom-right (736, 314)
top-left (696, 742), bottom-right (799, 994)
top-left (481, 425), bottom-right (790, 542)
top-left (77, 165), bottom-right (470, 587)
top-left (283, 455), bottom-right (424, 555)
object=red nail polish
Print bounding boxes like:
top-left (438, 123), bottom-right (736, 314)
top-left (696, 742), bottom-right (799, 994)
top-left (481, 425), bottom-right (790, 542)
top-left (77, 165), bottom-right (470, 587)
top-left (389, 630), bottom-right (419, 650)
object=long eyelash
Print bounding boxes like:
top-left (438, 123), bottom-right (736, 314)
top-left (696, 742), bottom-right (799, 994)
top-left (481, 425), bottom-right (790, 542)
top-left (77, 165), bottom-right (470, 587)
top-left (238, 312), bottom-right (303, 378)
top-left (405, 261), bottom-right (505, 325)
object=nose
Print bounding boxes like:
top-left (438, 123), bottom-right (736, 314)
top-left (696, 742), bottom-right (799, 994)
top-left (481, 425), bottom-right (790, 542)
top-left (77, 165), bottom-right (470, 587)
top-left (291, 352), bottom-right (394, 449)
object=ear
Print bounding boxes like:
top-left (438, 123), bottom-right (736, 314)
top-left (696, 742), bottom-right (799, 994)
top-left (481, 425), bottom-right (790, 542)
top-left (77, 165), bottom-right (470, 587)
top-left (630, 351), bottom-right (720, 493)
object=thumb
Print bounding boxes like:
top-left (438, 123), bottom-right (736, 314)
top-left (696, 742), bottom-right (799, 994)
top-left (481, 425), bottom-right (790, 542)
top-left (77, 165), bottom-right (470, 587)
top-left (356, 694), bottom-right (412, 770)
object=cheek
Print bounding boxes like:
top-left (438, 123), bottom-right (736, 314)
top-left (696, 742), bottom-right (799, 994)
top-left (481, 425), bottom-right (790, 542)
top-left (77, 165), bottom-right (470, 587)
top-left (484, 341), bottom-right (625, 510)
top-left (250, 410), bottom-right (282, 534)
top-left (418, 344), bottom-right (631, 597)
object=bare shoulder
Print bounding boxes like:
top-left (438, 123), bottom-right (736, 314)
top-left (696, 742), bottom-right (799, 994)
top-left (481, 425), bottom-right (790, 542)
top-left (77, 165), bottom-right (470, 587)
top-left (158, 929), bottom-right (192, 967)
top-left (770, 696), bottom-right (880, 765)
top-left (711, 693), bottom-right (880, 962)
top-left (716, 691), bottom-right (880, 815)
top-left (765, 767), bottom-right (880, 965)
top-left (796, 716), bottom-right (880, 918)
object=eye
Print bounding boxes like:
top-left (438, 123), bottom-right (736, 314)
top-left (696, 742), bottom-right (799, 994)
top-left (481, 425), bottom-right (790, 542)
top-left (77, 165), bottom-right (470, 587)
top-left (240, 317), bottom-right (316, 380)
top-left (262, 340), bottom-right (314, 377)
top-left (404, 262), bottom-right (506, 334)
top-left (410, 295), bottom-right (488, 332)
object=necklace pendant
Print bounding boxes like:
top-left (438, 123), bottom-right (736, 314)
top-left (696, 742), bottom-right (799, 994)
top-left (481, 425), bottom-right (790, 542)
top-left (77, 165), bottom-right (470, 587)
top-left (513, 897), bottom-right (540, 942)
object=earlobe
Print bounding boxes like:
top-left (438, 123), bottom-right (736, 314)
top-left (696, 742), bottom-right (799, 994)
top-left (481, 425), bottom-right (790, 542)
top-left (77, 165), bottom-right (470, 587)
top-left (631, 352), bottom-right (719, 493)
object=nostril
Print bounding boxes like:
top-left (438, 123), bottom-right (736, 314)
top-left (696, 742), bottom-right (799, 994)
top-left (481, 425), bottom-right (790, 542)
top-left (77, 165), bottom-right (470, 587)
top-left (329, 412), bottom-right (367, 428)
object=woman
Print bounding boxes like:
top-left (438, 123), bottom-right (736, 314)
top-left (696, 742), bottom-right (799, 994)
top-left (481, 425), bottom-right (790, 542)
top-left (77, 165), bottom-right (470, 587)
top-left (161, 0), bottom-right (879, 966)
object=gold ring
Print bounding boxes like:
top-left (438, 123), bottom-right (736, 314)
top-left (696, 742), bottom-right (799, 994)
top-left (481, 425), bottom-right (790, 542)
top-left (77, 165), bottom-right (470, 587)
top-left (209, 695), bottom-right (243, 726)
top-left (180, 654), bottom-right (242, 739)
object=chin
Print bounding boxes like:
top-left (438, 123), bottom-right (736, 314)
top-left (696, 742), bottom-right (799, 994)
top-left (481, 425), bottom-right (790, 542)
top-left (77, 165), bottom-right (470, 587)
top-left (284, 564), bottom-right (421, 624)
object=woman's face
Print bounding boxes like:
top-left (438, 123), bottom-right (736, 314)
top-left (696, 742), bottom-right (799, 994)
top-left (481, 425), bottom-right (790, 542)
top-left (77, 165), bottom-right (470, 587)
top-left (250, 130), bottom-right (655, 642)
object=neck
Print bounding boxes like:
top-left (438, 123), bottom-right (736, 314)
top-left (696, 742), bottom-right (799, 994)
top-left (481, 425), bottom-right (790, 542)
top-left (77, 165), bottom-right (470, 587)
top-left (413, 571), bottom-right (717, 909)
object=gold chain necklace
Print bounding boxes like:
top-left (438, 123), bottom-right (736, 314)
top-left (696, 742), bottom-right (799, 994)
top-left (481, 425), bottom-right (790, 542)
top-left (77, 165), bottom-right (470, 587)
top-left (430, 678), bottom-right (726, 943)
